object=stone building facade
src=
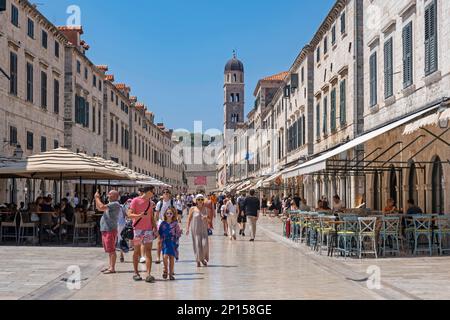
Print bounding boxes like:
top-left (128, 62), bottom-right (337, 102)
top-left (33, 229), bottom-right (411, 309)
top-left (0, 0), bottom-right (186, 203)
top-left (363, 0), bottom-right (450, 214)
top-left (0, 0), bottom-right (67, 203)
top-left (220, 0), bottom-right (449, 214)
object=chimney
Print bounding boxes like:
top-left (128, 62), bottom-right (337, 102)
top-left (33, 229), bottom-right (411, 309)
top-left (57, 26), bottom-right (84, 51)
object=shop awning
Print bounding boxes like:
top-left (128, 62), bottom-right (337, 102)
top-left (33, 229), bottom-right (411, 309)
top-left (263, 172), bottom-right (281, 186)
top-left (403, 106), bottom-right (450, 135)
top-left (283, 104), bottom-right (442, 179)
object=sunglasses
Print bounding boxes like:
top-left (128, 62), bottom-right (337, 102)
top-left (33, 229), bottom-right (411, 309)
top-left (166, 212), bottom-right (174, 216)
top-left (197, 199), bottom-right (205, 202)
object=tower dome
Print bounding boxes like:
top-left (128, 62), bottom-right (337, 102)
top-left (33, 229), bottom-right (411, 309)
top-left (224, 52), bottom-right (244, 73)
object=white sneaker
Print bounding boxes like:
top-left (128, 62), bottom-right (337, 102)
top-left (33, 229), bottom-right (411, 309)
top-left (139, 257), bottom-right (146, 263)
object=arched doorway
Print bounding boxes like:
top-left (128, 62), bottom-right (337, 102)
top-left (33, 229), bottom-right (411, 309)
top-left (431, 157), bottom-right (444, 214)
top-left (408, 161), bottom-right (418, 205)
top-left (373, 171), bottom-right (380, 211)
top-left (389, 166), bottom-right (398, 207)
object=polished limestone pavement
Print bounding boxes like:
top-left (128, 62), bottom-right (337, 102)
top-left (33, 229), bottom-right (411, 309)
top-left (1, 217), bottom-right (448, 300)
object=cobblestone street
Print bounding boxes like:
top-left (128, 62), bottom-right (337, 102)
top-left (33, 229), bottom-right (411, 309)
top-left (1, 217), bottom-right (449, 300)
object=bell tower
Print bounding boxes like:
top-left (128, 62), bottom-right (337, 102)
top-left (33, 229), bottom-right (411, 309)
top-left (223, 51), bottom-right (245, 142)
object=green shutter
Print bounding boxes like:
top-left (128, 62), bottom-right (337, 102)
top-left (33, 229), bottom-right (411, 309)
top-left (370, 53), bottom-right (378, 106)
top-left (384, 38), bottom-right (393, 99)
top-left (323, 96), bottom-right (328, 135)
top-left (425, 0), bottom-right (438, 75)
top-left (340, 80), bottom-right (346, 126)
top-left (331, 88), bottom-right (336, 132)
top-left (403, 22), bottom-right (413, 87)
top-left (316, 103), bottom-right (320, 139)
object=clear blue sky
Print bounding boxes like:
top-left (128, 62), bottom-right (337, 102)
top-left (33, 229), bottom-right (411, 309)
top-left (39, 0), bottom-right (335, 132)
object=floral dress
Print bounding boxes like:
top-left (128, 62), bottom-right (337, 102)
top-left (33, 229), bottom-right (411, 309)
top-left (159, 221), bottom-right (182, 260)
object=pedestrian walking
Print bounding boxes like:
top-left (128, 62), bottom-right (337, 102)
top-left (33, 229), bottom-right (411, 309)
top-left (155, 189), bottom-right (175, 264)
top-left (127, 186), bottom-right (157, 283)
top-left (237, 193), bottom-right (247, 236)
top-left (243, 190), bottom-right (260, 242)
top-left (261, 195), bottom-right (268, 216)
top-left (158, 207), bottom-right (182, 281)
top-left (220, 198), bottom-right (229, 236)
top-left (226, 196), bottom-right (238, 241)
top-left (95, 190), bottom-right (121, 275)
top-left (186, 194), bottom-right (210, 267)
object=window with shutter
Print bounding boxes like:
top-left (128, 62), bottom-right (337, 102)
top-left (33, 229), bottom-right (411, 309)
top-left (323, 96), bottom-right (328, 135)
top-left (384, 38), bottom-right (394, 99)
top-left (85, 102), bottom-right (90, 128)
top-left (27, 132), bottom-right (33, 150)
top-left (26, 63), bottom-right (33, 102)
top-left (10, 52), bottom-right (18, 95)
top-left (331, 88), bottom-right (337, 132)
top-left (54, 79), bottom-right (59, 114)
top-left (341, 12), bottom-right (346, 34)
top-left (9, 126), bottom-right (17, 145)
top-left (316, 103), bottom-right (321, 139)
top-left (403, 22), bottom-right (413, 88)
top-left (41, 72), bottom-right (47, 108)
top-left (425, 0), bottom-right (438, 75)
top-left (340, 79), bottom-right (347, 125)
top-left (370, 52), bottom-right (378, 107)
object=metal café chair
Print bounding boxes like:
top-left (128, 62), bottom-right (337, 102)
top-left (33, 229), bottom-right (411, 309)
top-left (317, 215), bottom-right (336, 255)
top-left (337, 216), bottom-right (358, 258)
top-left (73, 211), bottom-right (96, 246)
top-left (0, 212), bottom-right (18, 244)
top-left (412, 216), bottom-right (433, 256)
top-left (379, 216), bottom-right (401, 257)
top-left (18, 212), bottom-right (39, 245)
top-left (357, 217), bottom-right (378, 259)
top-left (434, 215), bottom-right (450, 256)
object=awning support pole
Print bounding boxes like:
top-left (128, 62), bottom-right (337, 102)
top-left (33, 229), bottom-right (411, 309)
top-left (409, 128), bottom-right (450, 161)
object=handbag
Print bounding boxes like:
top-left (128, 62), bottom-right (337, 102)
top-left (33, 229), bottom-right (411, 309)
top-left (120, 201), bottom-right (152, 241)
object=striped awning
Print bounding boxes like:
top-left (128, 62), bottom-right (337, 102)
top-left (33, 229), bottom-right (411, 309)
top-left (403, 106), bottom-right (450, 135)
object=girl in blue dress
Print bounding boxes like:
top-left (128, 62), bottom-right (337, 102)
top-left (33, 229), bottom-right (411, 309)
top-left (158, 207), bottom-right (182, 280)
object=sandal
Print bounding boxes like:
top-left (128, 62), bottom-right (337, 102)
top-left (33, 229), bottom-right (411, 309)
top-left (103, 270), bottom-right (116, 275)
top-left (169, 275), bottom-right (175, 281)
top-left (155, 260), bottom-right (161, 265)
top-left (120, 257), bottom-right (125, 263)
top-left (133, 274), bottom-right (143, 282)
top-left (145, 275), bottom-right (156, 283)
top-left (163, 271), bottom-right (168, 280)
top-left (202, 260), bottom-right (208, 267)
top-left (101, 268), bottom-right (110, 273)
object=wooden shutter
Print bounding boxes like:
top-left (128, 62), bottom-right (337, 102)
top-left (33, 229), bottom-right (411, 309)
top-left (384, 38), bottom-right (393, 99)
top-left (316, 103), bottom-right (320, 139)
top-left (331, 88), bottom-right (337, 132)
top-left (370, 52), bottom-right (377, 106)
top-left (403, 22), bottom-right (413, 87)
top-left (425, 0), bottom-right (438, 75)
top-left (323, 96), bottom-right (328, 135)
top-left (340, 80), bottom-right (346, 125)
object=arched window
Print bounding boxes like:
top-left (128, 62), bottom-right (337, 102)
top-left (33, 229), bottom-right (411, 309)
top-left (389, 166), bottom-right (398, 207)
top-left (236, 93), bottom-right (240, 102)
top-left (408, 161), bottom-right (418, 205)
top-left (233, 74), bottom-right (237, 82)
top-left (431, 156), bottom-right (444, 214)
top-left (230, 94), bottom-right (235, 102)
top-left (227, 74), bottom-right (230, 82)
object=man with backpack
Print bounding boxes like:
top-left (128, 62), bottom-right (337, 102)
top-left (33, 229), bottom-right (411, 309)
top-left (155, 189), bottom-right (175, 264)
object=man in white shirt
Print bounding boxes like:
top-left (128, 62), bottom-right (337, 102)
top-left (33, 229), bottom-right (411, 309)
top-left (155, 189), bottom-right (174, 264)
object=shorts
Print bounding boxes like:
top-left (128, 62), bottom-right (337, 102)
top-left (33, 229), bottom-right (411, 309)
top-left (221, 215), bottom-right (228, 221)
top-left (237, 213), bottom-right (247, 223)
top-left (132, 230), bottom-right (156, 246)
top-left (102, 230), bottom-right (118, 254)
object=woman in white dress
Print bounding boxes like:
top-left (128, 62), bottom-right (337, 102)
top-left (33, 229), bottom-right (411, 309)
top-left (186, 194), bottom-right (211, 267)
